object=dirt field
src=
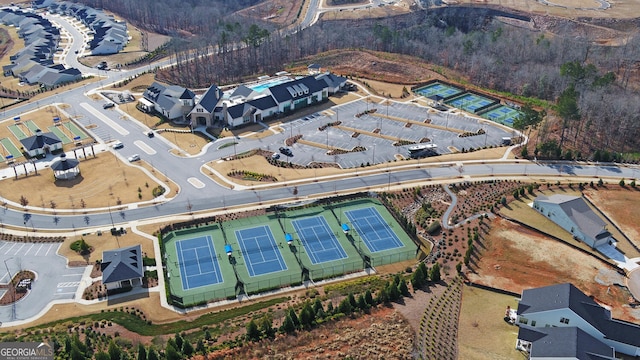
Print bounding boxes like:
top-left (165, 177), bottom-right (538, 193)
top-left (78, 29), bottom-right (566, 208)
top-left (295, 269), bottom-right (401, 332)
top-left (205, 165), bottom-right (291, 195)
top-left (584, 187), bottom-right (640, 251)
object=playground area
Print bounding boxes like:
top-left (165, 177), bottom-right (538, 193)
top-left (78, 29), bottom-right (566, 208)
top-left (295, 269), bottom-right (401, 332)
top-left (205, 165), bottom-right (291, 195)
top-left (0, 106), bottom-right (89, 163)
top-left (162, 198), bottom-right (418, 307)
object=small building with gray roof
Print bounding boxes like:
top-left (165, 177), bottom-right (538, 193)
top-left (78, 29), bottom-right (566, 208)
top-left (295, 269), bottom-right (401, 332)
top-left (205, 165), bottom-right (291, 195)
top-left (532, 194), bottom-right (611, 248)
top-left (101, 245), bottom-right (144, 291)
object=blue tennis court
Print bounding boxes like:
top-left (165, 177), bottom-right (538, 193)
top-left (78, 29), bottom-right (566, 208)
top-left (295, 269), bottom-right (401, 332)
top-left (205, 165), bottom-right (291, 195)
top-left (482, 105), bottom-right (522, 126)
top-left (415, 82), bottom-right (463, 99)
top-left (446, 93), bottom-right (495, 112)
top-left (345, 207), bottom-right (404, 252)
top-left (175, 236), bottom-right (223, 290)
top-left (292, 216), bottom-right (348, 264)
top-left (235, 225), bottom-right (288, 276)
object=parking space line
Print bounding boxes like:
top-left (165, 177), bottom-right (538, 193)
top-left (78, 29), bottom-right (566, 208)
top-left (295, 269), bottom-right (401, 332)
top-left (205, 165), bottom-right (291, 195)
top-left (14, 243), bottom-right (26, 255)
top-left (3, 242), bottom-right (17, 254)
top-left (45, 244), bottom-right (58, 256)
top-left (24, 243), bottom-right (35, 255)
top-left (34, 244), bottom-right (43, 256)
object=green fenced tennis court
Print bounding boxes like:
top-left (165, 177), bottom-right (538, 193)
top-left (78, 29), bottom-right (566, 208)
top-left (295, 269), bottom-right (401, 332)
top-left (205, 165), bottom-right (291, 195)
top-left (481, 105), bottom-right (522, 127)
top-left (162, 198), bottom-right (418, 307)
top-left (446, 93), bottom-right (496, 113)
top-left (414, 82), bottom-right (463, 99)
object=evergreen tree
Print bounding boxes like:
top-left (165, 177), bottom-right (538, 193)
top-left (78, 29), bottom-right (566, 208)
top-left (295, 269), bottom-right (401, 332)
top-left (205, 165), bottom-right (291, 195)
top-left (70, 345), bottom-right (84, 360)
top-left (280, 314), bottom-right (296, 334)
top-left (204, 329), bottom-right (212, 341)
top-left (108, 340), bottom-right (122, 360)
top-left (288, 308), bottom-right (300, 329)
top-left (174, 333), bottom-right (184, 350)
top-left (387, 281), bottom-right (401, 301)
top-left (326, 302), bottom-right (334, 315)
top-left (364, 289), bottom-right (374, 306)
top-left (356, 294), bottom-right (369, 311)
top-left (312, 298), bottom-right (324, 316)
top-left (376, 287), bottom-right (390, 305)
top-left (338, 297), bottom-right (352, 315)
top-left (430, 262), bottom-right (441, 282)
top-left (147, 348), bottom-right (159, 360)
top-left (347, 292), bottom-right (357, 308)
top-left (182, 341), bottom-right (194, 357)
top-left (95, 352), bottom-right (110, 360)
top-left (259, 314), bottom-right (274, 339)
top-left (196, 339), bottom-right (206, 355)
top-left (137, 343), bottom-right (147, 360)
top-left (165, 343), bottom-right (181, 360)
top-left (398, 278), bottom-right (410, 297)
top-left (299, 302), bottom-right (315, 329)
top-left (245, 319), bottom-right (261, 341)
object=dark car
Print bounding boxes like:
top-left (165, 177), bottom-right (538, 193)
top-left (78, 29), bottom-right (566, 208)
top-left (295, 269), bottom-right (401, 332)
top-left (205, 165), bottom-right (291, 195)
top-left (279, 147), bottom-right (292, 156)
top-left (147, 131), bottom-right (155, 138)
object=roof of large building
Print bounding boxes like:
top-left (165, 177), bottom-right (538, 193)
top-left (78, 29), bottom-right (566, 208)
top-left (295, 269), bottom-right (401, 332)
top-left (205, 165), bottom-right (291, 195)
top-left (268, 75), bottom-right (327, 103)
top-left (519, 283), bottom-right (640, 348)
top-left (316, 72), bottom-right (346, 89)
top-left (518, 326), bottom-right (615, 360)
top-left (196, 85), bottom-right (223, 112)
top-left (101, 245), bottom-right (143, 284)
top-left (535, 194), bottom-right (609, 240)
top-left (19, 130), bottom-right (61, 151)
top-left (143, 82), bottom-right (195, 112)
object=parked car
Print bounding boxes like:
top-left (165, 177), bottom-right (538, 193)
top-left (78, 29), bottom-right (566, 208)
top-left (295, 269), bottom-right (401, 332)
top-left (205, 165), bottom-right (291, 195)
top-left (271, 153), bottom-right (280, 160)
top-left (147, 131), bottom-right (155, 138)
top-left (103, 102), bottom-right (115, 109)
top-left (127, 154), bottom-right (140, 162)
top-left (279, 147), bottom-right (292, 156)
top-left (112, 141), bottom-right (124, 149)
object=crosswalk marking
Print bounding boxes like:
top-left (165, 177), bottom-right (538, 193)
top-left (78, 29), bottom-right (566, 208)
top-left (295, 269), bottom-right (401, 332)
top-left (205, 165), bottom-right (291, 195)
top-left (57, 281), bottom-right (80, 288)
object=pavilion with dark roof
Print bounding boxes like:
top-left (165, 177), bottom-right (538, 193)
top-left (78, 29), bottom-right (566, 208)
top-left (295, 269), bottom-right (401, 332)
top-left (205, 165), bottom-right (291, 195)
top-left (51, 153), bottom-right (79, 180)
top-left (101, 245), bottom-right (144, 291)
top-left (19, 129), bottom-right (62, 157)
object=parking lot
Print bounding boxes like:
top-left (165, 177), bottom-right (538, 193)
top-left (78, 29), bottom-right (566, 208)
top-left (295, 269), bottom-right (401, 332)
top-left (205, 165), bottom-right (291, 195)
top-left (0, 241), bottom-right (87, 324)
top-left (270, 98), bottom-right (514, 169)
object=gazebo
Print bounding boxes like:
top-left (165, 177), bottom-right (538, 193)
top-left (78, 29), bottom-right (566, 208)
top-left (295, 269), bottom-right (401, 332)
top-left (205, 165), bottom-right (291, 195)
top-left (51, 153), bottom-right (80, 180)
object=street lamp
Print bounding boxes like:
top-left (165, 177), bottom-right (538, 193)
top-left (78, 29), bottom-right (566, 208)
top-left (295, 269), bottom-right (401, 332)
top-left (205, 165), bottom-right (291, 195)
top-left (4, 258), bottom-right (15, 320)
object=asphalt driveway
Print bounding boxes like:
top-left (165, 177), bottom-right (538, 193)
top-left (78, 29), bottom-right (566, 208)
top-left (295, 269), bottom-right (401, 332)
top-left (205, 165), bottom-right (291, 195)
top-left (0, 241), bottom-right (87, 325)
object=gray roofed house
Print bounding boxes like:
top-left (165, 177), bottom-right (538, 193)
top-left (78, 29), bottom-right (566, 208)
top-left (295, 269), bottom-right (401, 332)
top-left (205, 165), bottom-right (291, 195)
top-left (19, 129), bottom-right (62, 157)
top-left (307, 63), bottom-right (322, 74)
top-left (516, 283), bottom-right (640, 357)
top-left (316, 72), bottom-right (347, 94)
top-left (516, 326), bottom-right (616, 360)
top-left (143, 81), bottom-right (195, 121)
top-left (101, 245), bottom-right (144, 291)
top-left (0, 8), bottom-right (80, 87)
top-left (189, 85), bottom-right (223, 127)
top-left (533, 194), bottom-right (611, 248)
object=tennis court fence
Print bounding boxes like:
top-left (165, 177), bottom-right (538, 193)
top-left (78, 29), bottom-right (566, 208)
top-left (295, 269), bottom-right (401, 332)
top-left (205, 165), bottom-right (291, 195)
top-left (244, 273), bottom-right (303, 295)
top-left (170, 287), bottom-right (237, 308)
top-left (309, 259), bottom-right (363, 281)
top-left (370, 248), bottom-right (416, 267)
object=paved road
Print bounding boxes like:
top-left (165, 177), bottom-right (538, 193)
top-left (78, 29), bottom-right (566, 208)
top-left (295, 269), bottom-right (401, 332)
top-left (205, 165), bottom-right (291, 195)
top-left (0, 241), bottom-right (86, 323)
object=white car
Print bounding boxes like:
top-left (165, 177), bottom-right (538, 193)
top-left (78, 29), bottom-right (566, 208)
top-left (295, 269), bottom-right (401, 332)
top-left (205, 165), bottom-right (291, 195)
top-left (112, 141), bottom-right (124, 149)
top-left (127, 154), bottom-right (140, 162)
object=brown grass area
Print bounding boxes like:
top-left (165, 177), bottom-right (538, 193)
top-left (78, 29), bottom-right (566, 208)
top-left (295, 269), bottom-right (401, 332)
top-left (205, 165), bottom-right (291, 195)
top-left (0, 152), bottom-right (163, 211)
top-left (319, 0), bottom-right (412, 21)
top-left (467, 215), bottom-right (637, 322)
top-left (457, 285), bottom-right (522, 360)
top-left (584, 187), bottom-right (640, 254)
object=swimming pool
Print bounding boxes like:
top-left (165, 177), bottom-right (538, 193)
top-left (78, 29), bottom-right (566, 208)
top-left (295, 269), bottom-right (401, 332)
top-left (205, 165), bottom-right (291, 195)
top-left (249, 77), bottom-right (292, 93)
